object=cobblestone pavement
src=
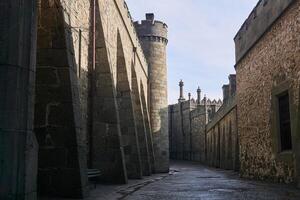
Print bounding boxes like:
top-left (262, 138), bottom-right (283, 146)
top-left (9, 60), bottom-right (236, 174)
top-left (42, 161), bottom-right (300, 200)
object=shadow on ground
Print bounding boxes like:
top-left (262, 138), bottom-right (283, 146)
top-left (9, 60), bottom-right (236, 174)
top-left (41, 161), bottom-right (300, 200)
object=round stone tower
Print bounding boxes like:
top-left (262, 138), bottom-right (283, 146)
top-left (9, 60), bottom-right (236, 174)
top-left (135, 13), bottom-right (169, 173)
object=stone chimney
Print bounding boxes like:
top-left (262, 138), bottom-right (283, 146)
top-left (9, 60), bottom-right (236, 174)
top-left (228, 74), bottom-right (236, 96)
top-left (222, 84), bottom-right (230, 102)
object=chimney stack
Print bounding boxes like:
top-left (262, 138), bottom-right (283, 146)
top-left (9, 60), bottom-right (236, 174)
top-left (228, 74), bottom-right (236, 96)
top-left (222, 84), bottom-right (230, 102)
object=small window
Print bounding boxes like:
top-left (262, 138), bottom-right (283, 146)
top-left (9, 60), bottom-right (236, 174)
top-left (278, 92), bottom-right (292, 151)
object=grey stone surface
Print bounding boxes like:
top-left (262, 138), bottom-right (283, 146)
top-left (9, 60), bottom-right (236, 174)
top-left (117, 33), bottom-right (143, 179)
top-left (169, 83), bottom-right (222, 162)
top-left (132, 69), bottom-right (152, 176)
top-left (90, 2), bottom-right (127, 184)
top-left (235, 0), bottom-right (300, 186)
top-left (1, 0), bottom-right (169, 198)
top-left (0, 0), bottom-right (37, 199)
top-left (35, 1), bottom-right (88, 197)
top-left (140, 85), bottom-right (156, 173)
top-left (135, 14), bottom-right (169, 173)
top-left (125, 161), bottom-right (300, 200)
top-left (169, 77), bottom-right (238, 172)
top-left (40, 161), bottom-right (300, 200)
top-left (234, 0), bottom-right (295, 63)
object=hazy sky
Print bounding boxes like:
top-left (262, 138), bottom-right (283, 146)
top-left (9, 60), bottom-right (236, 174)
top-left (126, 0), bottom-right (258, 104)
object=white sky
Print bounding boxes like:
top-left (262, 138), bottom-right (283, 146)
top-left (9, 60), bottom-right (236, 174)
top-left (126, 0), bottom-right (258, 104)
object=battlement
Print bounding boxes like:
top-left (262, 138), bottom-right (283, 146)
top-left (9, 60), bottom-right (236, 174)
top-left (134, 13), bottom-right (168, 44)
top-left (234, 0), bottom-right (295, 64)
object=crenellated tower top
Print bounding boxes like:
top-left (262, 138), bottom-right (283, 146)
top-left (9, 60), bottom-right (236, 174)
top-left (134, 13), bottom-right (168, 45)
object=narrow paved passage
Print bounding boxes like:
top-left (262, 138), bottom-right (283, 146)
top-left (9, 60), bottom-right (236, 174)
top-left (119, 161), bottom-right (300, 199)
top-left (42, 161), bottom-right (300, 200)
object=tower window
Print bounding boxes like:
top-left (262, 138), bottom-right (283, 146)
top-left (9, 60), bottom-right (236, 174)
top-left (278, 92), bottom-right (292, 152)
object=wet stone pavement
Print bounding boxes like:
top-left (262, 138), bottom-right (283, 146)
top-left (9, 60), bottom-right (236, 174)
top-left (42, 161), bottom-right (300, 200)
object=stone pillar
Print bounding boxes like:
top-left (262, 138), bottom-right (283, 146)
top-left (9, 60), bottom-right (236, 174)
top-left (188, 93), bottom-right (191, 101)
top-left (135, 14), bottom-right (169, 172)
top-left (228, 74), bottom-right (236, 96)
top-left (178, 80), bottom-right (186, 103)
top-left (197, 87), bottom-right (201, 105)
top-left (141, 86), bottom-right (156, 173)
top-left (35, 1), bottom-right (88, 197)
top-left (116, 35), bottom-right (142, 179)
top-left (90, 2), bottom-right (127, 184)
top-left (222, 85), bottom-right (230, 103)
top-left (0, 1), bottom-right (38, 199)
top-left (131, 70), bottom-right (151, 176)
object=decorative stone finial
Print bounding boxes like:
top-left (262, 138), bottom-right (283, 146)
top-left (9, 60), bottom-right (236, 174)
top-left (178, 80), bottom-right (185, 103)
top-left (197, 87), bottom-right (201, 105)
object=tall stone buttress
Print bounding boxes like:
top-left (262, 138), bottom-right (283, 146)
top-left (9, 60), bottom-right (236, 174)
top-left (135, 13), bottom-right (169, 172)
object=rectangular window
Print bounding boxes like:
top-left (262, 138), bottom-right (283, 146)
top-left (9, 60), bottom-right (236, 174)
top-left (278, 92), bottom-right (292, 151)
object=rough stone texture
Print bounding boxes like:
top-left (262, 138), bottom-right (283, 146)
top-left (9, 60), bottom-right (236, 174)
top-left (169, 102), bottom-right (191, 160)
top-left (169, 101), bottom-right (194, 160)
top-left (169, 89), bottom-right (222, 163)
top-left (190, 107), bottom-right (206, 162)
top-left (116, 34), bottom-right (143, 179)
top-left (35, 0), bottom-right (88, 197)
top-left (135, 15), bottom-right (169, 173)
top-left (206, 97), bottom-right (239, 171)
top-left (89, 1), bottom-right (128, 184)
top-left (169, 77), bottom-right (238, 173)
top-left (0, 0), bottom-right (38, 199)
top-left (89, 0), bottom-right (155, 181)
top-left (234, 0), bottom-right (295, 62)
top-left (140, 85), bottom-right (156, 174)
top-left (204, 76), bottom-right (238, 171)
top-left (131, 69), bottom-right (152, 176)
top-left (235, 0), bottom-right (300, 185)
top-left (1, 0), bottom-right (168, 198)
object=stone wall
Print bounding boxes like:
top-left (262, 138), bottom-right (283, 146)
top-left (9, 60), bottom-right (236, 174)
top-left (60, 0), bottom-right (91, 162)
top-left (168, 98), bottom-right (222, 163)
top-left (169, 101), bottom-right (192, 160)
top-left (35, 0), bottom-right (89, 197)
top-left (191, 107), bottom-right (206, 162)
top-left (235, 0), bottom-right (300, 184)
top-left (0, 0), bottom-right (169, 199)
top-left (0, 1), bottom-right (38, 199)
top-left (234, 0), bottom-right (295, 62)
top-left (206, 97), bottom-right (239, 171)
top-left (135, 14), bottom-right (169, 173)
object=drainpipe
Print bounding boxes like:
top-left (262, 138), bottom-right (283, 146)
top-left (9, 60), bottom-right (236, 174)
top-left (93, 0), bottom-right (96, 72)
top-left (88, 0), bottom-right (96, 168)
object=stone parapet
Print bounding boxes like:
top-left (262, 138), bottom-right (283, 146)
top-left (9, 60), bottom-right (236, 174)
top-left (206, 95), bottom-right (237, 132)
top-left (234, 0), bottom-right (295, 64)
top-left (115, 0), bottom-right (149, 77)
top-left (134, 13), bottom-right (168, 41)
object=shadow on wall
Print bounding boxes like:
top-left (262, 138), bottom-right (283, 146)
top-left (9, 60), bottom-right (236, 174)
top-left (34, 0), bottom-right (88, 198)
top-left (156, 106), bottom-right (170, 169)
